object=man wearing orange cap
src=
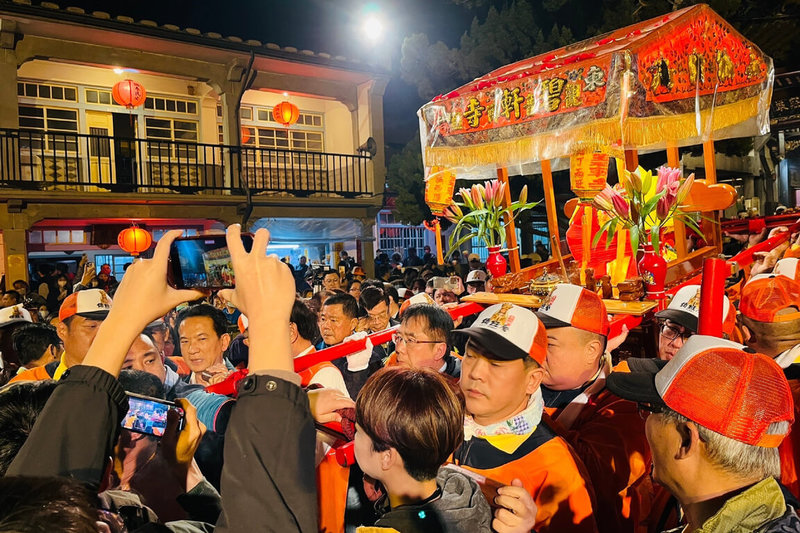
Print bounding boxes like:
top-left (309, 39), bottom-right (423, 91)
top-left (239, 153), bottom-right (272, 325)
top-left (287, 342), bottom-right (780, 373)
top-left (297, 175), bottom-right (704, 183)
top-left (452, 303), bottom-right (598, 533)
top-left (608, 336), bottom-right (799, 531)
top-left (10, 288), bottom-right (112, 383)
top-left (536, 284), bottom-right (651, 533)
top-left (738, 273), bottom-right (800, 499)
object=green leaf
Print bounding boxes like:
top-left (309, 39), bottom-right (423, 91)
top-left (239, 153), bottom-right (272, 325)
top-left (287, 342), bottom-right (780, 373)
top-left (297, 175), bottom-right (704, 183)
top-left (629, 224), bottom-right (640, 255)
top-left (593, 218), bottom-right (614, 247)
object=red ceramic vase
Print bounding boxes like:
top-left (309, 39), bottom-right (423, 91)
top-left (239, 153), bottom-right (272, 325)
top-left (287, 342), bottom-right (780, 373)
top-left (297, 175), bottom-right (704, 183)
top-left (486, 246), bottom-right (507, 278)
top-left (637, 243), bottom-right (667, 299)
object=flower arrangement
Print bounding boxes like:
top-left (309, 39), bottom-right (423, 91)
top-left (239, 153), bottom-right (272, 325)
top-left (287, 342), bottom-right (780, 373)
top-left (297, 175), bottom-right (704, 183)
top-left (443, 179), bottom-right (540, 254)
top-left (592, 166), bottom-right (700, 253)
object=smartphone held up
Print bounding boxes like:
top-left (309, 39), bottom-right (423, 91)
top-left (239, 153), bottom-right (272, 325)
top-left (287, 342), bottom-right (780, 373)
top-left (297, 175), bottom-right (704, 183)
top-left (121, 393), bottom-right (185, 438)
top-left (168, 234), bottom-right (254, 290)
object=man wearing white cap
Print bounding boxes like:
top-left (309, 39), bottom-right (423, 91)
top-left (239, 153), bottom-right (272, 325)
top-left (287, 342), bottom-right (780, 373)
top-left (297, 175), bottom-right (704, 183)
top-left (607, 336), bottom-right (799, 532)
top-left (465, 270), bottom-right (487, 295)
top-left (451, 303), bottom-right (598, 533)
top-left (10, 288), bottom-right (111, 383)
top-left (0, 304), bottom-right (33, 381)
top-left (654, 285), bottom-right (731, 361)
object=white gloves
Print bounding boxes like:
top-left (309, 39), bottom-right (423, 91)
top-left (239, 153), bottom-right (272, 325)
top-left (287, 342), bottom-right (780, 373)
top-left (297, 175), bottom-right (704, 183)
top-left (343, 331), bottom-right (373, 372)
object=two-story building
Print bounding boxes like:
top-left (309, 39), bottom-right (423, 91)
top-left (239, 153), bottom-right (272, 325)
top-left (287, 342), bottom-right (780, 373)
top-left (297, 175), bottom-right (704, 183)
top-left (0, 0), bottom-right (389, 283)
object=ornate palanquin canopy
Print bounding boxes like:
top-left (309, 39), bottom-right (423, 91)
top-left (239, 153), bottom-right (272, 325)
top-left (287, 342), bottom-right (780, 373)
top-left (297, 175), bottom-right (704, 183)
top-left (418, 4), bottom-right (773, 174)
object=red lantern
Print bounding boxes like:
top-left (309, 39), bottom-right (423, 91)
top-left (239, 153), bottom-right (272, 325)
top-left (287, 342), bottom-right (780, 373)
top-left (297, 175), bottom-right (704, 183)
top-left (117, 225), bottom-right (152, 256)
top-left (240, 126), bottom-right (252, 144)
top-left (112, 80), bottom-right (147, 109)
top-left (272, 101), bottom-right (299, 127)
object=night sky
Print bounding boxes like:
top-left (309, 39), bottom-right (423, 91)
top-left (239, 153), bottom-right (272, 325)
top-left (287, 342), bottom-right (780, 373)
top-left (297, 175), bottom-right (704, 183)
top-left (51, 0), bottom-right (487, 146)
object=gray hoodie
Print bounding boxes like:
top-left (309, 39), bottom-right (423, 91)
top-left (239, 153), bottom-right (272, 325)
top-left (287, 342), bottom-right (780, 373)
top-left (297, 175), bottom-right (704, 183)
top-left (369, 466), bottom-right (493, 533)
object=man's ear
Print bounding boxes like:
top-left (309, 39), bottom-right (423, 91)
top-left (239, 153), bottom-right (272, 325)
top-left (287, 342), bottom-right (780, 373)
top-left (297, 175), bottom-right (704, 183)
top-left (289, 322), bottom-right (299, 343)
top-left (675, 421), bottom-right (701, 460)
top-left (220, 332), bottom-right (231, 352)
top-left (525, 366), bottom-right (546, 395)
top-left (349, 318), bottom-right (358, 334)
top-left (584, 338), bottom-right (604, 365)
top-left (434, 342), bottom-right (447, 361)
top-left (741, 323), bottom-right (754, 345)
top-left (56, 320), bottom-right (69, 344)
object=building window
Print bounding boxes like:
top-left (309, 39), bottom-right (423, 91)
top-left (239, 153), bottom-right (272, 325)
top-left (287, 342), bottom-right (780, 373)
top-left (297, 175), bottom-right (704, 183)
top-left (144, 96), bottom-right (198, 115)
top-left (376, 210), bottom-right (426, 258)
top-left (18, 81), bottom-right (78, 102)
top-left (85, 89), bottom-right (118, 106)
top-left (18, 105), bottom-right (79, 152)
top-left (94, 254), bottom-right (134, 279)
top-left (240, 107), bottom-right (252, 120)
top-left (255, 107), bottom-right (323, 128)
top-left (151, 228), bottom-right (199, 241)
top-left (257, 128), bottom-right (323, 152)
top-left (145, 117), bottom-right (199, 158)
top-left (28, 229), bottom-right (86, 245)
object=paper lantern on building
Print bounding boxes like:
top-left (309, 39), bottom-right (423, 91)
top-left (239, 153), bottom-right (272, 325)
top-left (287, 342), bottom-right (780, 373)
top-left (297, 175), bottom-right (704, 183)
top-left (272, 101), bottom-right (299, 127)
top-left (117, 225), bottom-right (152, 256)
top-left (112, 80), bottom-right (147, 109)
top-left (240, 126), bottom-right (252, 144)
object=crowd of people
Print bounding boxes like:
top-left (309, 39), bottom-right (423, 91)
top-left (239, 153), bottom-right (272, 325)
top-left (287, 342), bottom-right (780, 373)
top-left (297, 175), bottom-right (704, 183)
top-left (0, 224), bottom-right (799, 533)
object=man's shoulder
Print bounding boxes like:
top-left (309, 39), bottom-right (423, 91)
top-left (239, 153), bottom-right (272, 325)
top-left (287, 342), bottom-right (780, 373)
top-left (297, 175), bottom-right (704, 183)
top-left (454, 422), bottom-right (559, 469)
top-left (8, 362), bottom-right (56, 383)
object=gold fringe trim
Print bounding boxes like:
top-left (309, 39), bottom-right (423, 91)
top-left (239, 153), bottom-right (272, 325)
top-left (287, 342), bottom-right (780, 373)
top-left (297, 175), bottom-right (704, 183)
top-left (425, 96), bottom-right (763, 169)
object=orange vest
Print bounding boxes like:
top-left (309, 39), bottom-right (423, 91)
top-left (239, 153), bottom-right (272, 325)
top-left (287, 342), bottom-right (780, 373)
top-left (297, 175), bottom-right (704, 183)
top-left (779, 379), bottom-right (800, 499)
top-left (545, 386), bottom-right (652, 533)
top-left (300, 357), bottom-right (350, 533)
top-left (453, 429), bottom-right (598, 533)
top-left (8, 364), bottom-right (53, 383)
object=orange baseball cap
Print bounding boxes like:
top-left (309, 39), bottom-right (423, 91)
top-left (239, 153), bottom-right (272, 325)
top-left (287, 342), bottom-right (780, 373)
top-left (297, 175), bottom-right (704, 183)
top-left (607, 335), bottom-right (793, 448)
top-left (535, 283), bottom-right (609, 336)
top-left (740, 274), bottom-right (800, 323)
top-left (237, 314), bottom-right (249, 334)
top-left (59, 288), bottom-right (113, 321)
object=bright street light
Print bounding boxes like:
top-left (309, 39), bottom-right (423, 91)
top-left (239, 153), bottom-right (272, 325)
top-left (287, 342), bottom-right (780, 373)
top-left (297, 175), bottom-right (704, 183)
top-left (362, 14), bottom-right (383, 43)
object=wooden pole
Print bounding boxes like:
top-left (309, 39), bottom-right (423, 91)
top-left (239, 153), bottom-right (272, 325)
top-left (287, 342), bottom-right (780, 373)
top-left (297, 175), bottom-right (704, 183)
top-left (624, 149), bottom-right (639, 172)
top-left (497, 167), bottom-right (521, 273)
top-left (667, 144), bottom-right (688, 259)
top-left (702, 138), bottom-right (722, 251)
top-left (541, 160), bottom-right (560, 259)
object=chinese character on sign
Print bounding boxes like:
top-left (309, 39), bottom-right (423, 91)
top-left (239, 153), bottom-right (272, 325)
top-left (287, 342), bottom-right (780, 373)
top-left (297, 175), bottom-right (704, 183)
top-left (564, 84), bottom-right (581, 108)
top-left (774, 100), bottom-right (789, 113)
top-left (544, 78), bottom-right (567, 112)
top-left (583, 65), bottom-right (606, 92)
top-left (463, 98), bottom-right (486, 128)
top-left (500, 87), bottom-right (525, 120)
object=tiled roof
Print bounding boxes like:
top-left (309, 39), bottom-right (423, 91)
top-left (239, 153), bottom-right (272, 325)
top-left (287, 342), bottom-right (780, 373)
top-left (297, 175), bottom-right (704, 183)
top-left (1, 0), bottom-right (388, 74)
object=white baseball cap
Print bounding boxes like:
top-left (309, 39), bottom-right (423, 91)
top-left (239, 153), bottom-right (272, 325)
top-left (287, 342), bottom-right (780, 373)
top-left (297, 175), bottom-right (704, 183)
top-left (59, 288), bottom-right (113, 321)
top-left (0, 305), bottom-right (32, 328)
top-left (466, 270), bottom-right (487, 284)
top-left (775, 258), bottom-right (800, 281)
top-left (453, 303), bottom-right (547, 364)
top-left (536, 283), bottom-right (609, 336)
top-left (655, 285), bottom-right (730, 333)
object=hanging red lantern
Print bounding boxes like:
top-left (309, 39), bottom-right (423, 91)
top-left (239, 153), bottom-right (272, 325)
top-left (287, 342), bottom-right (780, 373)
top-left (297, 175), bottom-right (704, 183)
top-left (112, 80), bottom-right (147, 109)
top-left (117, 225), bottom-right (152, 256)
top-left (272, 101), bottom-right (299, 127)
top-left (240, 126), bottom-right (252, 144)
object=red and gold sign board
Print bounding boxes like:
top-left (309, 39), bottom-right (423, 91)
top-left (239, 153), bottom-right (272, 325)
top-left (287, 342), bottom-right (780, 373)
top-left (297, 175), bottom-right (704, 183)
top-left (424, 166), bottom-right (457, 216)
top-left (637, 12), bottom-right (768, 104)
top-left (570, 152), bottom-right (609, 200)
top-left (418, 4), bottom-right (772, 171)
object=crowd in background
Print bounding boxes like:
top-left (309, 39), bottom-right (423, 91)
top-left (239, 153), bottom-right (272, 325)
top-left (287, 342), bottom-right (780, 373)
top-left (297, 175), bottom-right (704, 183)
top-left (0, 225), bottom-right (799, 532)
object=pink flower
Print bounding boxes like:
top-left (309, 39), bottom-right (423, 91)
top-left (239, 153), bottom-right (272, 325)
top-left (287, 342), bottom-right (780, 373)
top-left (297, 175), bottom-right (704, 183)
top-left (443, 205), bottom-right (459, 223)
top-left (657, 195), bottom-right (671, 220)
top-left (471, 185), bottom-right (484, 209)
top-left (593, 185), bottom-right (615, 212)
top-left (676, 173), bottom-right (695, 205)
top-left (656, 166), bottom-right (681, 195)
top-left (483, 180), bottom-right (496, 204)
top-left (610, 189), bottom-right (630, 219)
top-left (494, 181), bottom-right (506, 207)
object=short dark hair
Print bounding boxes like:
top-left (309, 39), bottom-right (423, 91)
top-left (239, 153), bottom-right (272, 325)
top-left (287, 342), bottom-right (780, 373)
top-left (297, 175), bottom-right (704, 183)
top-left (0, 475), bottom-right (101, 532)
top-left (176, 304), bottom-right (229, 338)
top-left (356, 367), bottom-right (464, 481)
top-left (383, 284), bottom-right (400, 305)
top-left (12, 280), bottom-right (28, 290)
top-left (323, 293), bottom-right (359, 320)
top-left (2, 290), bottom-right (20, 304)
top-left (11, 323), bottom-right (61, 366)
top-left (118, 369), bottom-right (165, 399)
top-left (402, 304), bottom-right (453, 350)
top-left (291, 299), bottom-right (319, 342)
top-left (360, 287), bottom-right (389, 312)
top-left (0, 380), bottom-right (57, 476)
